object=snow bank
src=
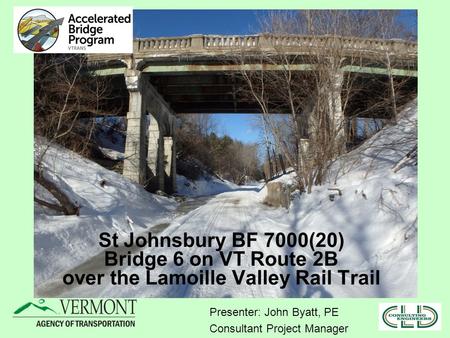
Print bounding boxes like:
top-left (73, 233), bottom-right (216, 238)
top-left (284, 99), bottom-right (418, 297)
top-left (34, 138), bottom-right (176, 286)
top-left (176, 174), bottom-right (238, 197)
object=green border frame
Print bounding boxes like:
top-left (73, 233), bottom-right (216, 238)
top-left (1, 1), bottom-right (448, 337)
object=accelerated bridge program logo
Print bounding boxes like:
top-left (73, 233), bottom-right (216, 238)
top-left (379, 303), bottom-right (441, 331)
top-left (14, 6), bottom-right (132, 53)
top-left (17, 8), bottom-right (63, 52)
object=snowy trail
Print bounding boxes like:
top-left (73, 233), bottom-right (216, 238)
top-left (36, 181), bottom-right (416, 298)
top-left (36, 181), bottom-right (414, 298)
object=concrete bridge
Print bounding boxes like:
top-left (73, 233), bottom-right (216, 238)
top-left (87, 34), bottom-right (417, 193)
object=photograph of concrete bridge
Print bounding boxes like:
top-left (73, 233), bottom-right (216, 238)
top-left (34, 10), bottom-right (418, 298)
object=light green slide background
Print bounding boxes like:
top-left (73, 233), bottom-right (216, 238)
top-left (0, 0), bottom-right (448, 336)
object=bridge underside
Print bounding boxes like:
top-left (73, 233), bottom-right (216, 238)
top-left (151, 72), bottom-right (259, 114)
top-left (104, 69), bottom-right (416, 118)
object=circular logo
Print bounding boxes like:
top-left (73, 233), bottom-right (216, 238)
top-left (17, 9), bottom-right (61, 52)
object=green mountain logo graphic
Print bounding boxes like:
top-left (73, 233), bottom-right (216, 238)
top-left (14, 299), bottom-right (56, 314)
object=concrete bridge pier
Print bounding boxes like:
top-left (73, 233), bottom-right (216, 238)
top-left (164, 133), bottom-right (176, 194)
top-left (146, 114), bottom-right (176, 194)
top-left (147, 114), bottom-right (164, 191)
top-left (123, 69), bottom-right (147, 184)
top-left (144, 82), bottom-right (177, 194)
top-left (123, 69), bottom-right (177, 193)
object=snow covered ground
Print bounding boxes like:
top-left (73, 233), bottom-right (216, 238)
top-left (35, 100), bottom-right (417, 298)
top-left (34, 139), bottom-right (177, 286)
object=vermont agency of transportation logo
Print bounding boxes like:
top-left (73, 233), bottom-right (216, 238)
top-left (17, 8), bottom-right (63, 52)
top-left (379, 303), bottom-right (441, 331)
top-left (13, 299), bottom-right (137, 328)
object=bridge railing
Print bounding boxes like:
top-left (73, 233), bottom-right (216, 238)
top-left (86, 34), bottom-right (416, 64)
top-left (134, 34), bottom-right (417, 56)
top-left (203, 35), bottom-right (260, 48)
top-left (138, 36), bottom-right (192, 50)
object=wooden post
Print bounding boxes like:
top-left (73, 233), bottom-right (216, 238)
top-left (266, 147), bottom-right (273, 179)
top-left (272, 148), bottom-right (279, 175)
top-left (278, 154), bottom-right (286, 174)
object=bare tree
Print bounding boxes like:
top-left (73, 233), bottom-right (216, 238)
top-left (34, 54), bottom-right (118, 215)
top-left (236, 10), bottom-right (416, 193)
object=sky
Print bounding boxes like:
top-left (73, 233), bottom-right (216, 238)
top-left (134, 10), bottom-right (264, 38)
top-left (133, 10), bottom-right (417, 144)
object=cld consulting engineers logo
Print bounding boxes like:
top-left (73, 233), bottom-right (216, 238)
top-left (379, 303), bottom-right (441, 331)
top-left (12, 298), bottom-right (137, 328)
